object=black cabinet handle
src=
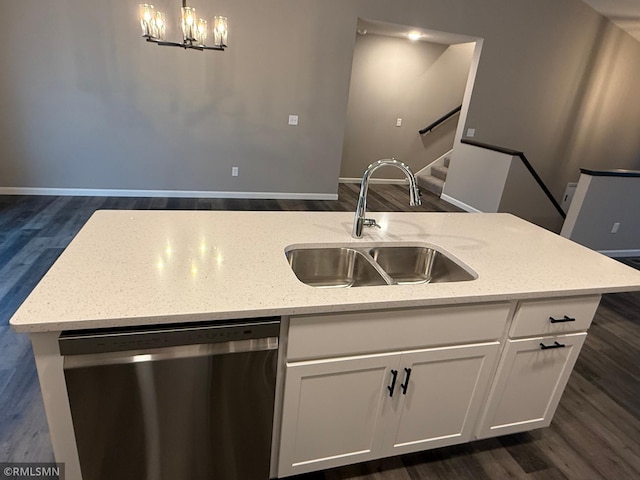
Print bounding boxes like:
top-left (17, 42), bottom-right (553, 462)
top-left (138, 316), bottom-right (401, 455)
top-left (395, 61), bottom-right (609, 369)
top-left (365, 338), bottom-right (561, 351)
top-left (400, 368), bottom-right (412, 395)
top-left (540, 341), bottom-right (566, 350)
top-left (549, 315), bottom-right (576, 323)
top-left (387, 369), bottom-right (398, 397)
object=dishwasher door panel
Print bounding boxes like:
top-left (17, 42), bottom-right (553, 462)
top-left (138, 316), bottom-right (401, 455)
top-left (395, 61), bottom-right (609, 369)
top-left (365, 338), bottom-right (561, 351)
top-left (64, 348), bottom-right (277, 480)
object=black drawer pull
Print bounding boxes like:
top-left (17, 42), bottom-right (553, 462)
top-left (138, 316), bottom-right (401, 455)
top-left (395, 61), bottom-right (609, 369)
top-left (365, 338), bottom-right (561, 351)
top-left (549, 315), bottom-right (576, 323)
top-left (388, 369), bottom-right (398, 397)
top-left (540, 341), bottom-right (566, 350)
top-left (400, 368), bottom-right (412, 395)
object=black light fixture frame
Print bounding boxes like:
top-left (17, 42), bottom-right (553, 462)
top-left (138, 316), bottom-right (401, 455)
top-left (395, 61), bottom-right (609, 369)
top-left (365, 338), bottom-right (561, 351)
top-left (142, 0), bottom-right (227, 51)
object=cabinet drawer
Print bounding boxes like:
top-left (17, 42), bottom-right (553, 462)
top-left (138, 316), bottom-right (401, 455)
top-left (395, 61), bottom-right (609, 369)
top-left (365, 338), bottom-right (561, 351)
top-left (287, 303), bottom-right (511, 361)
top-left (509, 295), bottom-right (600, 338)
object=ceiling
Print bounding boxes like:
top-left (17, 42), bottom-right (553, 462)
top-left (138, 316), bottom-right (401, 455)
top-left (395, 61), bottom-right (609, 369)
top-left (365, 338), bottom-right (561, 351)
top-left (356, 19), bottom-right (478, 45)
top-left (581, 0), bottom-right (640, 42)
top-left (358, 2), bottom-right (640, 44)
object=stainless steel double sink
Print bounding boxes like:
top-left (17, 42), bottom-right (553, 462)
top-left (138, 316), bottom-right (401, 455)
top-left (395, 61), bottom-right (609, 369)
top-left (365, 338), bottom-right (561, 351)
top-left (285, 244), bottom-right (476, 288)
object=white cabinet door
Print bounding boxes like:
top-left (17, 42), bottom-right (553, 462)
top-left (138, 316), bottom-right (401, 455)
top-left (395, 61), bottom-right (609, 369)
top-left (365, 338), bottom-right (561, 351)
top-left (383, 342), bottom-right (501, 457)
top-left (476, 332), bottom-right (587, 439)
top-left (278, 353), bottom-right (400, 477)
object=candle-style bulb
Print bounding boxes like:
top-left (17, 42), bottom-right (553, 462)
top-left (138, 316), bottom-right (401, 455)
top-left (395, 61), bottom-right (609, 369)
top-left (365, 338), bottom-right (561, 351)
top-left (196, 18), bottom-right (207, 45)
top-left (139, 4), bottom-right (155, 37)
top-left (213, 16), bottom-right (228, 47)
top-left (181, 7), bottom-right (196, 42)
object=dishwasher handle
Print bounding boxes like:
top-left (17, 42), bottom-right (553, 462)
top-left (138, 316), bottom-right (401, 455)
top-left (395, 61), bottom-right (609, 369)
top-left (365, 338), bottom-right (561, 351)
top-left (59, 318), bottom-right (280, 356)
top-left (64, 336), bottom-right (278, 370)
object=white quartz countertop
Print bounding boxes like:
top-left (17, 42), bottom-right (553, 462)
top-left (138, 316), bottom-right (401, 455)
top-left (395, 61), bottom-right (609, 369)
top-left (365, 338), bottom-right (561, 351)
top-left (10, 210), bottom-right (640, 333)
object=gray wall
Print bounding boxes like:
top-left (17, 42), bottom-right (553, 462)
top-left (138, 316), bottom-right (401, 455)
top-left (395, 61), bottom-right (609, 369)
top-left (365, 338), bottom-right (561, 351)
top-left (561, 174), bottom-right (640, 252)
top-left (444, 144), bottom-right (565, 231)
top-left (498, 157), bottom-right (566, 232)
top-left (340, 36), bottom-right (473, 179)
top-left (1, 0), bottom-right (639, 197)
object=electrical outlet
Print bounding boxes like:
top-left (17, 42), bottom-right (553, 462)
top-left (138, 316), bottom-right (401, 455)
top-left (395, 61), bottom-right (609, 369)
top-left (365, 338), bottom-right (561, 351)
top-left (396, 118), bottom-right (402, 127)
top-left (611, 222), bottom-right (620, 234)
top-left (288, 115), bottom-right (299, 126)
top-left (467, 128), bottom-right (476, 137)
top-left (232, 167), bottom-right (239, 177)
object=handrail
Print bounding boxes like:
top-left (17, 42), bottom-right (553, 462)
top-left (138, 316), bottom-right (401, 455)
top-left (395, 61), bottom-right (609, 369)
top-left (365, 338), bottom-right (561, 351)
top-left (461, 139), bottom-right (566, 219)
top-left (579, 168), bottom-right (640, 178)
top-left (419, 105), bottom-right (462, 135)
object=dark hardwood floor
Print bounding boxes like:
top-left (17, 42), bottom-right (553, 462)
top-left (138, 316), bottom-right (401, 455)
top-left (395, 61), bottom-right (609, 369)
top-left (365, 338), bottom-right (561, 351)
top-left (1, 184), bottom-right (639, 479)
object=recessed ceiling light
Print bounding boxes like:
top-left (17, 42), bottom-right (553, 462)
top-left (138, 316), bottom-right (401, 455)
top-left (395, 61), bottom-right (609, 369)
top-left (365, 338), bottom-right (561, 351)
top-left (408, 32), bottom-right (421, 41)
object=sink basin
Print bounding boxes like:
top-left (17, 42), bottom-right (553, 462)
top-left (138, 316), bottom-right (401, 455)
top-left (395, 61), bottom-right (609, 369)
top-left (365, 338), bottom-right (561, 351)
top-left (368, 246), bottom-right (475, 284)
top-left (285, 243), bottom-right (476, 288)
top-left (286, 248), bottom-right (388, 288)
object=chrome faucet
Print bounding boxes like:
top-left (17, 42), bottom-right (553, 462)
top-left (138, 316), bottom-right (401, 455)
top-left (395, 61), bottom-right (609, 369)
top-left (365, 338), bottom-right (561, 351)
top-left (352, 158), bottom-right (422, 238)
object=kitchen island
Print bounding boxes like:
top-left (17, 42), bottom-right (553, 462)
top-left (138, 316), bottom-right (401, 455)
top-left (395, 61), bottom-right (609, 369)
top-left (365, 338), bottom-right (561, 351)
top-left (10, 211), bottom-right (640, 480)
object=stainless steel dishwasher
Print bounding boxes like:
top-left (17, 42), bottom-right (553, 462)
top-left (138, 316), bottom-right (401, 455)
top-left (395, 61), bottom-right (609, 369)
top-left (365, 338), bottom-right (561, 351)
top-left (59, 318), bottom-right (280, 480)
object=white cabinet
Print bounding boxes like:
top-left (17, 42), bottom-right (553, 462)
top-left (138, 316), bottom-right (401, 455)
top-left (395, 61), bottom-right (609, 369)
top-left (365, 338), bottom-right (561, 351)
top-left (476, 332), bottom-right (586, 438)
top-left (383, 343), bottom-right (500, 457)
top-left (476, 296), bottom-right (598, 440)
top-left (277, 353), bottom-right (396, 475)
top-left (277, 297), bottom-right (599, 477)
top-left (278, 342), bottom-right (501, 477)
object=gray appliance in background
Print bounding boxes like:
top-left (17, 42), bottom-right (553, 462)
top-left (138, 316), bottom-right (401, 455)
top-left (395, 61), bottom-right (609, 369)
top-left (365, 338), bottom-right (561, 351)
top-left (60, 318), bottom-right (280, 480)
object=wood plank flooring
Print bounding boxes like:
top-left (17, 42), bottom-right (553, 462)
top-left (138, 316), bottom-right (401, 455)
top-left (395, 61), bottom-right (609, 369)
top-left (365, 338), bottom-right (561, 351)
top-left (1, 184), bottom-right (639, 479)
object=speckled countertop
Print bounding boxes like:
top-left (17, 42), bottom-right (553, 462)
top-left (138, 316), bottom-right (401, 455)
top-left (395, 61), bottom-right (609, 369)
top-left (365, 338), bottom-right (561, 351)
top-left (9, 210), bottom-right (640, 333)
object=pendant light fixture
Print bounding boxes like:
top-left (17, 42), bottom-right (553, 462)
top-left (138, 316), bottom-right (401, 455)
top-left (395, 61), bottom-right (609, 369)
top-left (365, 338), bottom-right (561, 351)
top-left (139, 1), bottom-right (227, 51)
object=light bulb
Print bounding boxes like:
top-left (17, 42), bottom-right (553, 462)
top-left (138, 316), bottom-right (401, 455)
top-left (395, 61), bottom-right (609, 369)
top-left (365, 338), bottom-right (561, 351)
top-left (154, 11), bottom-right (165, 40)
top-left (139, 4), bottom-right (155, 37)
top-left (181, 7), bottom-right (196, 42)
top-left (196, 18), bottom-right (207, 45)
top-left (213, 16), bottom-right (228, 46)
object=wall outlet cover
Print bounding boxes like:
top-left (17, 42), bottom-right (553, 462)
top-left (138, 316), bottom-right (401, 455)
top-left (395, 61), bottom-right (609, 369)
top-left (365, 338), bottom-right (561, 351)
top-left (466, 128), bottom-right (476, 137)
top-left (288, 115), bottom-right (299, 126)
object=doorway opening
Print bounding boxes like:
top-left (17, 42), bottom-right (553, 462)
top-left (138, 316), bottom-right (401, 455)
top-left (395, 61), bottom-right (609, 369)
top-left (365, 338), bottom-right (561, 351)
top-left (339, 18), bottom-right (483, 195)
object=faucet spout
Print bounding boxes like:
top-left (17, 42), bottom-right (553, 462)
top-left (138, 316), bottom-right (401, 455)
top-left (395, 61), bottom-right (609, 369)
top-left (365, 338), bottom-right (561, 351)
top-left (352, 158), bottom-right (422, 239)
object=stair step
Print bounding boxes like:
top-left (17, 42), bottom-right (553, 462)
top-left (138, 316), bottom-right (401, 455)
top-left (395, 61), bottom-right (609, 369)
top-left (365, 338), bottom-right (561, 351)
top-left (432, 164), bottom-right (449, 181)
top-left (444, 157), bottom-right (450, 168)
top-left (417, 174), bottom-right (444, 197)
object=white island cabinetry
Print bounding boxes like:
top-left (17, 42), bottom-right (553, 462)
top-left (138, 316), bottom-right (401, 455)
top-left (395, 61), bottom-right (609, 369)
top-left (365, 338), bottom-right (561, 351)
top-left (475, 295), bottom-right (600, 438)
top-left (277, 303), bottom-right (511, 477)
top-left (278, 295), bottom-right (603, 477)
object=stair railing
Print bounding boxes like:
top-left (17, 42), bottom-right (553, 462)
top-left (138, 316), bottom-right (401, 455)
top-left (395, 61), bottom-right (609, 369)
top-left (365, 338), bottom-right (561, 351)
top-left (460, 139), bottom-right (566, 219)
top-left (419, 105), bottom-right (462, 135)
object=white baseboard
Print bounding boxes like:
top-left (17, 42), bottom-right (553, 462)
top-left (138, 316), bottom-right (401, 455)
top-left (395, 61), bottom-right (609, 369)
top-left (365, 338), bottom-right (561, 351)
top-left (0, 187), bottom-right (338, 201)
top-left (597, 249), bottom-right (640, 258)
top-left (339, 178), bottom-right (407, 185)
top-left (440, 193), bottom-right (482, 213)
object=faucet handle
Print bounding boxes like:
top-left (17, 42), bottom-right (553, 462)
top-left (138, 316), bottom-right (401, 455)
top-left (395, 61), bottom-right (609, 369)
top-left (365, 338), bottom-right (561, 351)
top-left (363, 218), bottom-right (381, 229)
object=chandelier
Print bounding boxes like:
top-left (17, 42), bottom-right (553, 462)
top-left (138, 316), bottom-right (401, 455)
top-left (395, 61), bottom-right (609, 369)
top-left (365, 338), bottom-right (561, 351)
top-left (139, 1), bottom-right (228, 51)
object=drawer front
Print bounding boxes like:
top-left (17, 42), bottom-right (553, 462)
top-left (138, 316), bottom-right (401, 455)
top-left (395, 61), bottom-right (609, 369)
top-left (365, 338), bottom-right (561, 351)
top-left (287, 303), bottom-right (511, 361)
top-left (509, 295), bottom-right (600, 338)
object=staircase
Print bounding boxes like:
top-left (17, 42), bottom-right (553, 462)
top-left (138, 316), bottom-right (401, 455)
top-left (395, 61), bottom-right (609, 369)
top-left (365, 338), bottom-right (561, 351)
top-left (417, 157), bottom-right (450, 197)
